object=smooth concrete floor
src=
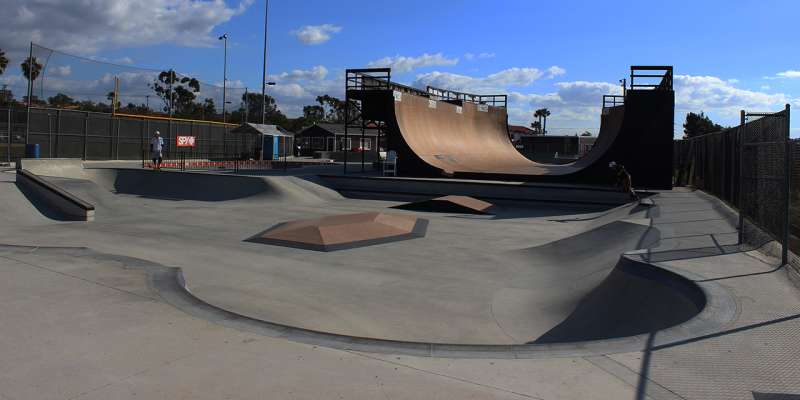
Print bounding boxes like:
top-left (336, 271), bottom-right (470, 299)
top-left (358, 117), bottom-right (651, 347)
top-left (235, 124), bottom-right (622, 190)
top-left (1, 167), bottom-right (799, 399)
top-left (1, 167), bottom-right (656, 344)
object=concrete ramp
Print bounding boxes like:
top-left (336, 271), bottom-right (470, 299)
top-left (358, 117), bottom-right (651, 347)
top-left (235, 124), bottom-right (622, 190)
top-left (19, 159), bottom-right (343, 204)
top-left (351, 66), bottom-right (674, 189)
top-left (532, 254), bottom-right (705, 343)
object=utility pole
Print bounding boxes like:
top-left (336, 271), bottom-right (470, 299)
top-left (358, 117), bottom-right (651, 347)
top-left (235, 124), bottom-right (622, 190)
top-left (219, 33), bottom-right (228, 123)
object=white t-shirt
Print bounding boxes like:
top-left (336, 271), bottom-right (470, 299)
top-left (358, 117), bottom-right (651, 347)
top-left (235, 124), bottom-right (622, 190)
top-left (150, 136), bottom-right (163, 153)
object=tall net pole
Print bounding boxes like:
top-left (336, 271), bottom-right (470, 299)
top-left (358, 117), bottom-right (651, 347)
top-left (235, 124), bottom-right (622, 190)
top-left (261, 0), bottom-right (269, 124)
top-left (25, 42), bottom-right (33, 146)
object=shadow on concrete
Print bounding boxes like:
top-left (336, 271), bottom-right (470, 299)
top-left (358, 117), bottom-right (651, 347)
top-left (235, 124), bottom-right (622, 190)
top-left (109, 169), bottom-right (277, 201)
top-left (532, 257), bottom-right (705, 344)
top-left (14, 181), bottom-right (75, 221)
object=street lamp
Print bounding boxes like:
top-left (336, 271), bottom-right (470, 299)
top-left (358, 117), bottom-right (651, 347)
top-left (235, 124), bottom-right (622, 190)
top-left (218, 33), bottom-right (228, 123)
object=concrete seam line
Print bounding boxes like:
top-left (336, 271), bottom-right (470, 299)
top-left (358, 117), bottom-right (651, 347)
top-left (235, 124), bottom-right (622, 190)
top-left (344, 350), bottom-right (544, 400)
top-left (584, 355), bottom-right (687, 400)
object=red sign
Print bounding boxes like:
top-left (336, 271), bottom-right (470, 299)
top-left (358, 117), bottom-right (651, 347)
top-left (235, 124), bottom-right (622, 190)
top-left (176, 135), bottom-right (196, 147)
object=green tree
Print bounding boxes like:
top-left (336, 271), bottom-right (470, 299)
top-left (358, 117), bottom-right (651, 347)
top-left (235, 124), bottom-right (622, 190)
top-left (233, 92), bottom-right (287, 125)
top-left (530, 120), bottom-right (542, 134)
top-left (541, 108), bottom-right (551, 135)
top-left (149, 70), bottom-right (200, 115)
top-left (0, 49), bottom-right (8, 75)
top-left (21, 56), bottom-right (43, 82)
top-left (106, 91), bottom-right (121, 111)
top-left (315, 95), bottom-right (357, 123)
top-left (302, 105), bottom-right (325, 124)
top-left (48, 93), bottom-right (75, 108)
top-left (683, 112), bottom-right (723, 138)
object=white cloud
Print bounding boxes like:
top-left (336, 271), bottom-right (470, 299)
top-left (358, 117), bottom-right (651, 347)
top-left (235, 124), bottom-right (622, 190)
top-left (367, 53), bottom-right (458, 74)
top-left (546, 65), bottom-right (566, 78)
top-left (413, 65), bottom-right (566, 94)
top-left (674, 74), bottom-right (791, 119)
top-left (463, 52), bottom-right (496, 60)
top-left (412, 67), bottom-right (549, 94)
top-left (290, 24), bottom-right (342, 45)
top-left (51, 65), bottom-right (71, 77)
top-left (269, 65), bottom-right (328, 82)
top-left (0, 0), bottom-right (253, 58)
top-left (776, 70), bottom-right (800, 78)
top-left (505, 81), bottom-right (623, 132)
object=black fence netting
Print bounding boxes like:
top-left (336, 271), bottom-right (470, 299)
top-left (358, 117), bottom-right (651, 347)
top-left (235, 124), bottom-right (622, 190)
top-left (0, 107), bottom-right (260, 162)
top-left (674, 107), bottom-right (792, 262)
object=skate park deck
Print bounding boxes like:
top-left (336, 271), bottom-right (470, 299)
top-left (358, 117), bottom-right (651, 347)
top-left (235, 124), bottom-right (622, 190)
top-left (0, 159), bottom-right (742, 352)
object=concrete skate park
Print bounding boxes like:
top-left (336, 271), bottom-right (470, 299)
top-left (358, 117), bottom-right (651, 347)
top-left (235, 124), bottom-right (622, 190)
top-left (2, 66), bottom-right (800, 399)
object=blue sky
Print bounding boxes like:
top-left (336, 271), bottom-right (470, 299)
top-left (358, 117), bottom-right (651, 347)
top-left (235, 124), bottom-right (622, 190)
top-left (1, 0), bottom-right (799, 137)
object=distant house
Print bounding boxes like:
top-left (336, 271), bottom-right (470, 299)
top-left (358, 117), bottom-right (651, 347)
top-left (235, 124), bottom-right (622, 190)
top-left (231, 123), bottom-right (294, 160)
top-left (578, 135), bottom-right (597, 156)
top-left (517, 134), bottom-right (598, 162)
top-left (508, 125), bottom-right (539, 143)
top-left (294, 123), bottom-right (383, 156)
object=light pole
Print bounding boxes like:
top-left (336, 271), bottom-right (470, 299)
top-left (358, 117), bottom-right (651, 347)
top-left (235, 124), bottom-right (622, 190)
top-left (261, 0), bottom-right (269, 124)
top-left (219, 33), bottom-right (228, 123)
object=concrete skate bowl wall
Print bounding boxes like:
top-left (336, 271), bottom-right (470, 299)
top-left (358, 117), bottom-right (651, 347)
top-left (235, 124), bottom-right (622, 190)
top-left (502, 219), bottom-right (704, 344)
top-left (20, 159), bottom-right (342, 203)
top-left (150, 216), bottom-right (725, 358)
top-left (532, 255), bottom-right (706, 343)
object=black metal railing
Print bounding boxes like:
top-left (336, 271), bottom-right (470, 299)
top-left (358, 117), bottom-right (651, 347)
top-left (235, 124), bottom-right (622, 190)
top-left (426, 86), bottom-right (508, 108)
top-left (602, 95), bottom-right (625, 108)
top-left (630, 66), bottom-right (673, 91)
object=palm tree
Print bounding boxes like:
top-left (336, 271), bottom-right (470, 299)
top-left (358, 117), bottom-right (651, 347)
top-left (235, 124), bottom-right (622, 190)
top-left (21, 56), bottom-right (43, 82)
top-left (0, 49), bottom-right (8, 76)
top-left (533, 109), bottom-right (544, 134)
top-left (541, 108), bottom-right (551, 135)
top-left (530, 120), bottom-right (542, 134)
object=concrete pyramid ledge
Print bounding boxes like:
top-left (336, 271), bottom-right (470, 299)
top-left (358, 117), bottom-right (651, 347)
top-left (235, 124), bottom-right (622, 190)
top-left (393, 195), bottom-right (495, 215)
top-left (246, 212), bottom-right (428, 251)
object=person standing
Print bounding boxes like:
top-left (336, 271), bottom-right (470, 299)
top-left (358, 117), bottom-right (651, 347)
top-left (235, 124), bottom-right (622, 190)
top-left (150, 130), bottom-right (164, 170)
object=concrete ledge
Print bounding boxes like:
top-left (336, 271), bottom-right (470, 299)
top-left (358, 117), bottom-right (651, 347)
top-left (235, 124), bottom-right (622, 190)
top-left (319, 175), bottom-right (632, 206)
top-left (15, 168), bottom-right (95, 221)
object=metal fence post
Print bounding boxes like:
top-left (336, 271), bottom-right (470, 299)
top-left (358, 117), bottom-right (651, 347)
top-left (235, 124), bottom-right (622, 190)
top-left (83, 111), bottom-right (89, 160)
top-left (6, 108), bottom-right (11, 163)
top-left (783, 104), bottom-right (791, 265)
top-left (738, 110), bottom-right (745, 245)
top-left (47, 111), bottom-right (52, 158)
top-left (55, 109), bottom-right (61, 158)
top-left (109, 115), bottom-right (114, 160)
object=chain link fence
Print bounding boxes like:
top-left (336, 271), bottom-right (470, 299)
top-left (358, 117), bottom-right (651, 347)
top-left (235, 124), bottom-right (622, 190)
top-left (0, 107), bottom-right (259, 163)
top-left (1, 43), bottom-right (249, 122)
top-left (674, 106), bottom-right (792, 264)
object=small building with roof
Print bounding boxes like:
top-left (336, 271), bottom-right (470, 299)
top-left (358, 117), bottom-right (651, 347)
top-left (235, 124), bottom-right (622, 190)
top-left (295, 123), bottom-right (383, 157)
top-left (231, 123), bottom-right (294, 160)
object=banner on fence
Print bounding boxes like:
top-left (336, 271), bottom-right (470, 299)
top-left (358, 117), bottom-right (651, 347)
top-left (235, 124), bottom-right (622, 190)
top-left (176, 135), bottom-right (196, 148)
